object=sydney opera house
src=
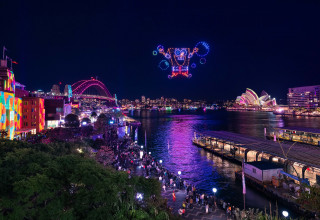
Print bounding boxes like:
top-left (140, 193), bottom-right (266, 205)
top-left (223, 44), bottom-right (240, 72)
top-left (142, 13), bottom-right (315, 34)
top-left (234, 88), bottom-right (277, 108)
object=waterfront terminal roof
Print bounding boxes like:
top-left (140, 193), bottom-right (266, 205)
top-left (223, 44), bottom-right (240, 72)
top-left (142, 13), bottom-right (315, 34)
top-left (201, 131), bottom-right (320, 169)
top-left (246, 161), bottom-right (283, 170)
top-left (275, 126), bottom-right (320, 134)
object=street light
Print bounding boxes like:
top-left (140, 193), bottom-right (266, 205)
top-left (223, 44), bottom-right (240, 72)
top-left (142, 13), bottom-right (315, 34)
top-left (212, 187), bottom-right (217, 194)
top-left (148, 152), bottom-right (151, 155)
top-left (159, 160), bottom-right (163, 164)
top-left (139, 150), bottom-right (143, 159)
top-left (141, 145), bottom-right (144, 149)
top-left (178, 171), bottom-right (181, 175)
top-left (282, 211), bottom-right (289, 218)
top-left (136, 193), bottom-right (143, 201)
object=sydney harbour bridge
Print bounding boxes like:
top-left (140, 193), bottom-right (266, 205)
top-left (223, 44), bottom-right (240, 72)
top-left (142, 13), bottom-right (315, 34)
top-left (71, 78), bottom-right (116, 102)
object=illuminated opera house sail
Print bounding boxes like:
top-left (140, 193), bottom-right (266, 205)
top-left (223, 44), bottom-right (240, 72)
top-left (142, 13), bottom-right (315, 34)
top-left (235, 88), bottom-right (277, 108)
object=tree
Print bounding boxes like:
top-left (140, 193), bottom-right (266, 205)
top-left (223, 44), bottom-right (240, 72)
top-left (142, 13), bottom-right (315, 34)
top-left (91, 111), bottom-right (97, 118)
top-left (65, 114), bottom-right (80, 128)
top-left (81, 117), bottom-right (91, 126)
top-left (0, 130), bottom-right (8, 139)
top-left (298, 185), bottom-right (320, 212)
top-left (95, 145), bottom-right (115, 166)
top-left (80, 125), bottom-right (93, 137)
top-left (0, 140), bottom-right (177, 219)
top-left (95, 114), bottom-right (109, 133)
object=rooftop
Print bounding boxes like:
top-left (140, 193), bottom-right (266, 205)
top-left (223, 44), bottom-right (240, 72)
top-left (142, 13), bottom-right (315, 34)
top-left (275, 126), bottom-right (320, 134)
top-left (201, 131), bottom-right (320, 169)
top-left (246, 161), bottom-right (283, 170)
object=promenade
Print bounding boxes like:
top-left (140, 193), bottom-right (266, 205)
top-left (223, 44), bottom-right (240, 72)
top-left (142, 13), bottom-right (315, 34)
top-left (113, 142), bottom-right (230, 219)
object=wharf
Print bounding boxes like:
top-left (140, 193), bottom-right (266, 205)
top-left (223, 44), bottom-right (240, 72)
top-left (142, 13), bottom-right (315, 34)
top-left (234, 171), bottom-right (315, 218)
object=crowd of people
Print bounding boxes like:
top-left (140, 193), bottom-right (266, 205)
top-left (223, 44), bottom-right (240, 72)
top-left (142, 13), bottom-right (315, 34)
top-left (110, 140), bottom-right (249, 219)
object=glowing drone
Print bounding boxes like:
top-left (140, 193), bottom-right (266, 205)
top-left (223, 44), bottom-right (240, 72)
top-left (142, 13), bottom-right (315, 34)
top-left (153, 41), bottom-right (209, 79)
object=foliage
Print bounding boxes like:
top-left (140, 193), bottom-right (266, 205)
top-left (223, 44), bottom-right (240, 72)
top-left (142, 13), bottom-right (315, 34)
top-left (0, 129), bottom-right (8, 139)
top-left (95, 116), bottom-right (108, 133)
top-left (0, 139), bottom-right (177, 220)
top-left (91, 111), bottom-right (97, 118)
top-left (65, 114), bottom-right (80, 128)
top-left (298, 185), bottom-right (320, 212)
top-left (95, 145), bottom-right (115, 166)
top-left (80, 125), bottom-right (93, 137)
top-left (81, 117), bottom-right (91, 125)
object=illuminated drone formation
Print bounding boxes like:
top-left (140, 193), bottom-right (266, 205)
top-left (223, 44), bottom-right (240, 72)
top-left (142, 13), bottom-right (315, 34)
top-left (153, 41), bottom-right (209, 79)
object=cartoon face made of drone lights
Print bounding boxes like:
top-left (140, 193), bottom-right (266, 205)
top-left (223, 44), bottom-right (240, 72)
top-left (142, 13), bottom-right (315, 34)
top-left (153, 41), bottom-right (209, 79)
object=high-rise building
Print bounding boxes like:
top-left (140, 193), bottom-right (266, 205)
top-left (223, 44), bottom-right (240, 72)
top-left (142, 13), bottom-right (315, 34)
top-left (287, 85), bottom-right (320, 109)
top-left (51, 84), bottom-right (61, 96)
top-left (141, 95), bottom-right (146, 103)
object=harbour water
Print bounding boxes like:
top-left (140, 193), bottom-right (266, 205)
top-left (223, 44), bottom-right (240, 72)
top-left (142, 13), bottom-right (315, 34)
top-left (130, 110), bottom-right (320, 216)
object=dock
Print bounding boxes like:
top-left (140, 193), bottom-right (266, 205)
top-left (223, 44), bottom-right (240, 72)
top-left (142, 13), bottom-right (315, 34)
top-left (193, 131), bottom-right (320, 186)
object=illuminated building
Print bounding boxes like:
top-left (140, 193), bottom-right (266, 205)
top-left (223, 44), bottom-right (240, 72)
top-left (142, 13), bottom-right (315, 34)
top-left (235, 88), bottom-right (277, 108)
top-left (141, 95), bottom-right (146, 103)
top-left (0, 91), bottom-right (22, 139)
top-left (51, 84), bottom-right (61, 96)
top-left (287, 85), bottom-right (320, 110)
top-left (0, 57), bottom-right (23, 139)
top-left (15, 82), bottom-right (29, 98)
top-left (21, 97), bottom-right (45, 133)
top-left (44, 99), bottom-right (71, 129)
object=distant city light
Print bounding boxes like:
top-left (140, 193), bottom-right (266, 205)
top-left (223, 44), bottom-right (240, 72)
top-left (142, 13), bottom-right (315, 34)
top-left (159, 160), bottom-right (163, 164)
top-left (178, 171), bottom-right (181, 175)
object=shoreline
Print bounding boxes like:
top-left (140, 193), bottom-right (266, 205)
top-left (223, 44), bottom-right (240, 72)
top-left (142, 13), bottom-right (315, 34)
top-left (193, 140), bottom-right (317, 218)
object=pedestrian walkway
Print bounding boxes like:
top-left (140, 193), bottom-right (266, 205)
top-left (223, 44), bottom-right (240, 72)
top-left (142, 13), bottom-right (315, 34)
top-left (161, 188), bottom-right (228, 219)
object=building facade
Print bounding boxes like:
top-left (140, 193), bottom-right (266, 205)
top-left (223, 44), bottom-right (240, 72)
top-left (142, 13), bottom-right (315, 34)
top-left (287, 85), bottom-right (320, 110)
top-left (21, 97), bottom-right (45, 133)
top-left (0, 59), bottom-right (22, 139)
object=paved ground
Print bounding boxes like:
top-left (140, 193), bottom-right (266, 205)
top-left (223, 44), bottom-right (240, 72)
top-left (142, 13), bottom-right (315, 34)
top-left (162, 188), bottom-right (228, 220)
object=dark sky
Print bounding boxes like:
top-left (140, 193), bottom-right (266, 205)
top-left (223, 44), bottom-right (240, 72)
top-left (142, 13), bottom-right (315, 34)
top-left (1, 0), bottom-right (320, 102)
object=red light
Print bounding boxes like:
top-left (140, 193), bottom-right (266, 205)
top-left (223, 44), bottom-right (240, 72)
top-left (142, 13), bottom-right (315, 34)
top-left (59, 82), bottom-right (62, 85)
top-left (307, 167), bottom-right (310, 171)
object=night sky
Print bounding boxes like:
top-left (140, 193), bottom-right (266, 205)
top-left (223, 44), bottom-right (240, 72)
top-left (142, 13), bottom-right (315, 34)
top-left (1, 0), bottom-right (320, 102)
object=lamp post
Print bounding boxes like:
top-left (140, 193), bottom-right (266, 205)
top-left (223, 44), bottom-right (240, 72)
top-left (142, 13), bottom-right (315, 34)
top-left (282, 211), bottom-right (289, 218)
top-left (212, 187), bottom-right (217, 206)
top-left (212, 187), bottom-right (217, 195)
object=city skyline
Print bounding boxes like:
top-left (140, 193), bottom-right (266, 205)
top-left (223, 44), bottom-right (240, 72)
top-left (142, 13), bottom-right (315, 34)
top-left (1, 1), bottom-right (320, 101)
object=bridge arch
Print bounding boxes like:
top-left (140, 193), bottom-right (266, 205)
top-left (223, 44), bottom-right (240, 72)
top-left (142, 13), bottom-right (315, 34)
top-left (72, 79), bottom-right (113, 98)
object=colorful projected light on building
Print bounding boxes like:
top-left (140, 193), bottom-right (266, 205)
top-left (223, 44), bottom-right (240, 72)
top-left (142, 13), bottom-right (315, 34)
top-left (4, 69), bottom-right (15, 92)
top-left (0, 91), bottom-right (21, 139)
top-left (154, 41), bottom-right (210, 79)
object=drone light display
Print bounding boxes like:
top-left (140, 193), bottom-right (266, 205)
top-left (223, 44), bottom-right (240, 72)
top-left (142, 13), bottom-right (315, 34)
top-left (154, 41), bottom-right (209, 79)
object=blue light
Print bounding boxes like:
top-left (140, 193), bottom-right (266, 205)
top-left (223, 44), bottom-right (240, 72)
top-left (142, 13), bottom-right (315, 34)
top-left (158, 60), bottom-right (170, 70)
top-left (200, 58), bottom-right (206, 64)
top-left (195, 41), bottom-right (210, 57)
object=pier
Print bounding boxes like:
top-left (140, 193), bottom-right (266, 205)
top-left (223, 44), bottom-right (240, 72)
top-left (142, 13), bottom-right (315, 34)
top-left (193, 131), bottom-right (320, 186)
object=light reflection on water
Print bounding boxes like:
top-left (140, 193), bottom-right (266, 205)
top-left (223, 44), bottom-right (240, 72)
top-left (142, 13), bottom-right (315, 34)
top-left (132, 110), bottom-right (320, 215)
